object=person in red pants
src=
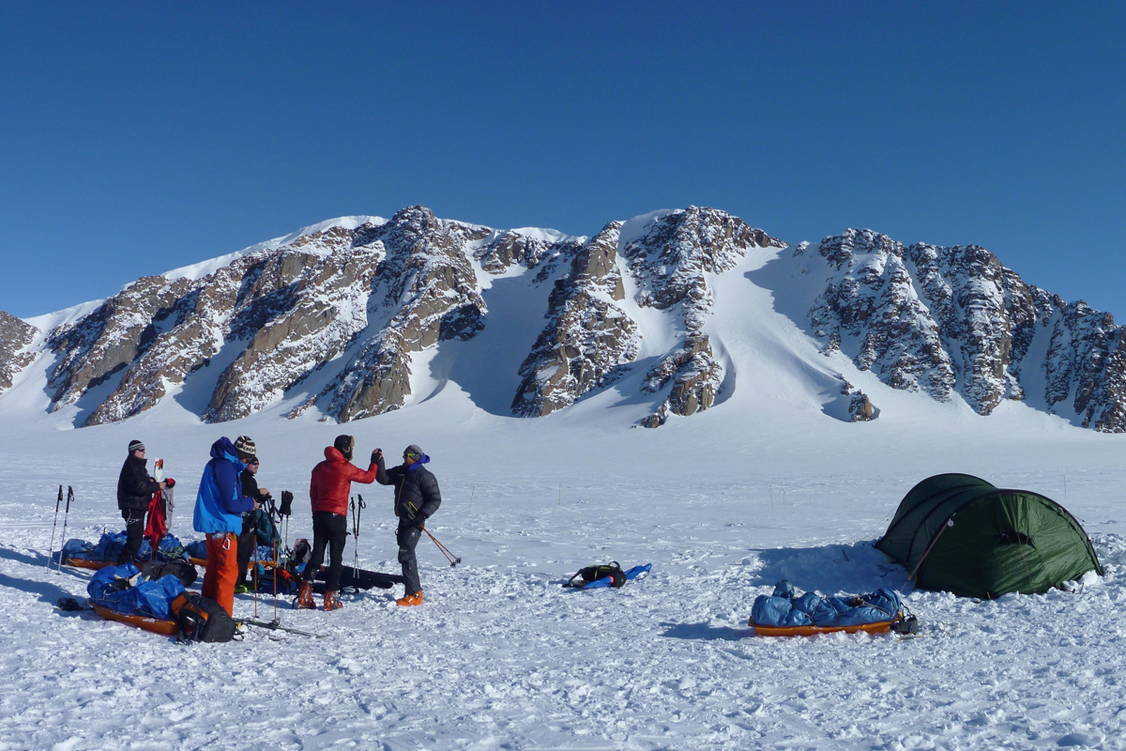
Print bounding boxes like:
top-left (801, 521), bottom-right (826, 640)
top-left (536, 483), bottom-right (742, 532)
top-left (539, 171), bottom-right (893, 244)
top-left (192, 436), bottom-right (259, 616)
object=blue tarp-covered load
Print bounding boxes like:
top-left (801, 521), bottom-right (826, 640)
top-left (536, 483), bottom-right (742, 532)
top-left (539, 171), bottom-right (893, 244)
top-left (185, 539), bottom-right (208, 560)
top-left (56, 531), bottom-right (189, 566)
top-left (751, 580), bottom-right (902, 628)
top-left (87, 563), bottom-right (186, 620)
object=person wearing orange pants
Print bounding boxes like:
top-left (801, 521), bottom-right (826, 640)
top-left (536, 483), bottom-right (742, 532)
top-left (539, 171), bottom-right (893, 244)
top-left (193, 436), bottom-right (259, 617)
top-left (202, 532), bottom-right (240, 615)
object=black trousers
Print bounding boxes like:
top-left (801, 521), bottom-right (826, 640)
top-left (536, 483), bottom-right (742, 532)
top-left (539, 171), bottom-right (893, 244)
top-left (305, 511), bottom-right (347, 592)
top-left (397, 523), bottom-right (422, 595)
top-left (118, 509), bottom-right (145, 564)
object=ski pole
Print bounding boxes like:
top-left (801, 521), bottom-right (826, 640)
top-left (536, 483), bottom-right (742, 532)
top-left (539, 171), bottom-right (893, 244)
top-left (279, 490), bottom-right (293, 565)
top-left (47, 485), bottom-right (62, 571)
top-left (252, 529), bottom-right (260, 619)
top-left (351, 494), bottom-right (365, 590)
top-left (57, 486), bottom-right (75, 573)
top-left (273, 536), bottom-right (279, 622)
top-left (422, 526), bottom-right (461, 567)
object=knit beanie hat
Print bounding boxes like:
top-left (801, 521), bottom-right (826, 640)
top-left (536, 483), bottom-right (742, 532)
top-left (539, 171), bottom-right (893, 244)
top-left (334, 434), bottom-right (354, 460)
top-left (128, 440), bottom-right (145, 453)
top-left (234, 435), bottom-right (256, 457)
top-left (404, 444), bottom-right (424, 461)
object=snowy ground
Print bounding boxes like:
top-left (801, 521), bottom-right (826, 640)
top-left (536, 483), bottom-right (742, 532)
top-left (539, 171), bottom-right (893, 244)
top-left (0, 388), bottom-right (1124, 751)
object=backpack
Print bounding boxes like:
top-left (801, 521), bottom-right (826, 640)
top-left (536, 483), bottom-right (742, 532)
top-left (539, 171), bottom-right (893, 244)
top-left (249, 508), bottom-right (281, 546)
top-left (565, 561), bottom-right (627, 589)
top-left (141, 558), bottom-right (198, 588)
top-left (171, 593), bottom-right (238, 642)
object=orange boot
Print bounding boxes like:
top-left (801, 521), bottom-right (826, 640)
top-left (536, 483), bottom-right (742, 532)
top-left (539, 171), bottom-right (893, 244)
top-left (396, 590), bottom-right (424, 607)
top-left (323, 591), bottom-right (343, 611)
top-left (294, 581), bottom-right (315, 609)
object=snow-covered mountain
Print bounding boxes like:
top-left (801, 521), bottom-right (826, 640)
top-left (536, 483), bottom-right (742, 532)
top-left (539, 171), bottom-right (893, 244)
top-left (2, 205), bottom-right (1124, 432)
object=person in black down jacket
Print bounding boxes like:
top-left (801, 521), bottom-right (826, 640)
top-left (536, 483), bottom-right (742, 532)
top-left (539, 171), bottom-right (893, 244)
top-left (375, 444), bottom-right (441, 606)
top-left (116, 439), bottom-right (159, 564)
top-left (236, 453), bottom-right (272, 593)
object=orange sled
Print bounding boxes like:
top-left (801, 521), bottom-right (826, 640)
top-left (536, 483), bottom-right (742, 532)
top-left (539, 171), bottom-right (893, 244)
top-left (749, 619), bottom-right (895, 637)
top-left (91, 603), bottom-right (180, 637)
top-left (64, 559), bottom-right (114, 570)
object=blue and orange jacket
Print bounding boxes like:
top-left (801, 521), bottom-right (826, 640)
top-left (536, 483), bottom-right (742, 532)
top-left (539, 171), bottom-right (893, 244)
top-left (193, 437), bottom-right (254, 534)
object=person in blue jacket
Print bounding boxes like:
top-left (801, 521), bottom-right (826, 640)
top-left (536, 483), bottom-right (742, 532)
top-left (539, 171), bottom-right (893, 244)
top-left (193, 436), bottom-right (259, 616)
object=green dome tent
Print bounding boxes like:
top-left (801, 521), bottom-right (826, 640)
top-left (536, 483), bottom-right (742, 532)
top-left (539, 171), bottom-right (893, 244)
top-left (876, 473), bottom-right (1103, 599)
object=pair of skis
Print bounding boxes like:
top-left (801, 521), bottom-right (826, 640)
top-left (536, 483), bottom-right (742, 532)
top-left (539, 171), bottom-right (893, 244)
top-left (56, 598), bottom-right (327, 639)
top-left (241, 618), bottom-right (326, 638)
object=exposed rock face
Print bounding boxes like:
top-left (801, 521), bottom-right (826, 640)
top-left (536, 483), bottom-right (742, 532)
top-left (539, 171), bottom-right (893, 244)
top-left (474, 228), bottom-right (580, 277)
top-left (805, 228), bottom-right (1126, 431)
top-left (206, 238), bottom-right (383, 422)
top-left (810, 230), bottom-right (955, 402)
top-left (623, 206), bottom-right (784, 331)
top-left (512, 222), bottom-right (638, 417)
top-left (47, 275), bottom-right (193, 416)
top-left (513, 207), bottom-right (782, 423)
top-left (642, 334), bottom-right (722, 417)
top-left (0, 312), bottom-right (37, 393)
top-left (324, 206), bottom-right (492, 422)
top-left (849, 392), bottom-right (877, 422)
top-left (1043, 303), bottom-right (1126, 432)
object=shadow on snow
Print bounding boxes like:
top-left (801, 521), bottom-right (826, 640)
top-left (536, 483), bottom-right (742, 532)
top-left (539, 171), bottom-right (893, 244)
top-left (745, 539), bottom-right (907, 595)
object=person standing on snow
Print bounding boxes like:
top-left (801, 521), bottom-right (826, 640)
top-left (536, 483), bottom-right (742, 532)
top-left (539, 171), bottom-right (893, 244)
top-left (236, 452), bottom-right (272, 593)
top-left (296, 435), bottom-right (379, 611)
top-left (375, 444), bottom-right (442, 607)
top-left (193, 436), bottom-right (260, 616)
top-left (116, 439), bottom-right (161, 564)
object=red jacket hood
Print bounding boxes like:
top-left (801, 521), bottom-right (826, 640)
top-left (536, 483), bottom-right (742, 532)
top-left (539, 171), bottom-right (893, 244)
top-left (310, 446), bottom-right (377, 515)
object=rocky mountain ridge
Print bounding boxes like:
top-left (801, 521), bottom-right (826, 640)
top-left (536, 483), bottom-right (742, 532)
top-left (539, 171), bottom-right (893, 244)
top-left (1, 206), bottom-right (1123, 431)
top-left (801, 228), bottom-right (1126, 431)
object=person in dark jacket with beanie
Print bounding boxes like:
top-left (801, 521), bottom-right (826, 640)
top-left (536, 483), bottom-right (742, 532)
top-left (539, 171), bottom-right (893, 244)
top-left (236, 455), bottom-right (272, 592)
top-left (375, 444), bottom-right (442, 606)
top-left (116, 440), bottom-right (160, 564)
top-left (296, 435), bottom-right (378, 611)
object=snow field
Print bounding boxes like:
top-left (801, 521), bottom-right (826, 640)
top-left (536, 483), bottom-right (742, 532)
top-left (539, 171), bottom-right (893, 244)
top-left (0, 423), bottom-right (1122, 751)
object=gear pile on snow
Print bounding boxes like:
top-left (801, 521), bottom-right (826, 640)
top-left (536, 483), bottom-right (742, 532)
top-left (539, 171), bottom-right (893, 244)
top-left (751, 581), bottom-right (903, 629)
top-left (563, 561), bottom-right (652, 589)
top-left (56, 531), bottom-right (189, 567)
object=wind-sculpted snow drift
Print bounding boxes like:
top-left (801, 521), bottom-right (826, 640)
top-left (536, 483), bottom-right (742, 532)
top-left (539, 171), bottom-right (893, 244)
top-left (2, 206), bottom-right (1124, 431)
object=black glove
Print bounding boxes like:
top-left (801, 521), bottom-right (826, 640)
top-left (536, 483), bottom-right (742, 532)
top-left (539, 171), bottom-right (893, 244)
top-left (279, 490), bottom-right (294, 516)
top-left (371, 448), bottom-right (383, 465)
top-left (416, 513), bottom-right (428, 529)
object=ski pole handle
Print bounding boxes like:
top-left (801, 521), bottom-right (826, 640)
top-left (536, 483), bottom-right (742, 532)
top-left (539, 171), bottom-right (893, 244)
top-left (56, 485), bottom-right (63, 512)
top-left (65, 486), bottom-right (74, 513)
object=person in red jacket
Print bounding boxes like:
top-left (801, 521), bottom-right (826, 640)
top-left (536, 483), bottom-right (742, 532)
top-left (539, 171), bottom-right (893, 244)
top-left (296, 434), bottom-right (378, 610)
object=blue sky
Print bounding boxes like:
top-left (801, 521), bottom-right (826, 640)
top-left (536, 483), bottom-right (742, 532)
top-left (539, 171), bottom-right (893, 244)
top-left (1, 1), bottom-right (1123, 318)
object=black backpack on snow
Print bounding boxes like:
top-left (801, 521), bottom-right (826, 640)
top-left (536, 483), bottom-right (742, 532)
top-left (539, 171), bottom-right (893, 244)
top-left (565, 561), bottom-right (627, 589)
top-left (171, 593), bottom-right (238, 643)
top-left (141, 558), bottom-right (198, 588)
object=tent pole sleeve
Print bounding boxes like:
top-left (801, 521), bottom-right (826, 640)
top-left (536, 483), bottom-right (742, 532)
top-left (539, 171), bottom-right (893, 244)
top-left (908, 517), bottom-right (955, 582)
